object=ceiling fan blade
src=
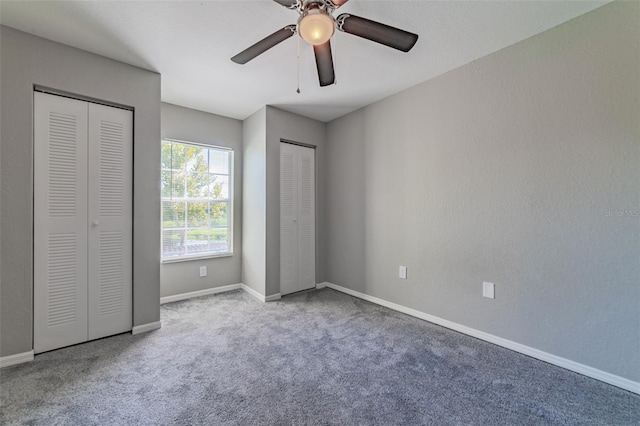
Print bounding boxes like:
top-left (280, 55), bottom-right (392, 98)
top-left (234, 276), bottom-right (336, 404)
top-left (328, 0), bottom-right (349, 8)
top-left (313, 41), bottom-right (335, 87)
top-left (272, 0), bottom-right (298, 9)
top-left (337, 14), bottom-right (418, 52)
top-left (231, 26), bottom-right (296, 64)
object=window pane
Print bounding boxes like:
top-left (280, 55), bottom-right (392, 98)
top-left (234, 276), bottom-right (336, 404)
top-left (186, 202), bottom-right (209, 228)
top-left (210, 202), bottom-right (228, 227)
top-left (186, 145), bottom-right (208, 173)
top-left (210, 175), bottom-right (229, 200)
top-left (162, 201), bottom-right (185, 228)
top-left (161, 141), bottom-right (172, 170)
top-left (186, 172), bottom-right (210, 198)
top-left (171, 144), bottom-right (187, 171)
top-left (161, 171), bottom-right (173, 198)
top-left (209, 150), bottom-right (229, 175)
top-left (209, 228), bottom-right (229, 253)
top-left (163, 230), bottom-right (185, 258)
top-left (185, 229), bottom-right (210, 255)
top-left (172, 172), bottom-right (186, 198)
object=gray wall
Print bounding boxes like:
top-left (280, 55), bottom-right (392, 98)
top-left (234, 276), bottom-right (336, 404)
top-left (325, 1), bottom-right (639, 382)
top-left (265, 106), bottom-right (326, 297)
top-left (160, 103), bottom-right (243, 298)
top-left (0, 26), bottom-right (161, 357)
top-left (242, 107), bottom-right (267, 296)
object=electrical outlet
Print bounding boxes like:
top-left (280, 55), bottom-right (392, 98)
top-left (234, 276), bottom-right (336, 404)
top-left (399, 266), bottom-right (407, 279)
top-left (199, 266), bottom-right (207, 277)
top-left (483, 282), bottom-right (495, 299)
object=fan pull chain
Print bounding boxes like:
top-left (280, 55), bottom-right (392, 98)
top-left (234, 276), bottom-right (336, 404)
top-left (296, 35), bottom-right (301, 94)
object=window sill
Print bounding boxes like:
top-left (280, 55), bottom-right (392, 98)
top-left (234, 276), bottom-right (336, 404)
top-left (161, 252), bottom-right (234, 264)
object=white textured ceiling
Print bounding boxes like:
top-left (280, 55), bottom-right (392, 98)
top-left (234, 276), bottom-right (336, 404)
top-left (0, 0), bottom-right (607, 122)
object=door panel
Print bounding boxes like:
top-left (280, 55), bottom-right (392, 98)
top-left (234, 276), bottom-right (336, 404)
top-left (296, 146), bottom-right (316, 291)
top-left (87, 103), bottom-right (133, 340)
top-left (280, 143), bottom-right (298, 295)
top-left (34, 92), bottom-right (89, 353)
top-left (280, 143), bottom-right (315, 296)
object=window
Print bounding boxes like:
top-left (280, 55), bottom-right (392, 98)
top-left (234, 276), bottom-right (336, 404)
top-left (161, 139), bottom-right (233, 261)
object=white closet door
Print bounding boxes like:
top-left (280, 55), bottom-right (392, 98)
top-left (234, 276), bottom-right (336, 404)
top-left (34, 92), bottom-right (89, 353)
top-left (87, 103), bottom-right (133, 340)
top-left (296, 145), bottom-right (316, 292)
top-left (280, 143), bottom-right (299, 296)
top-left (280, 143), bottom-right (315, 296)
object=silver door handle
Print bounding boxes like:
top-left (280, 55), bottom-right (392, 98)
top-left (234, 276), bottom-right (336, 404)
top-left (92, 221), bottom-right (100, 227)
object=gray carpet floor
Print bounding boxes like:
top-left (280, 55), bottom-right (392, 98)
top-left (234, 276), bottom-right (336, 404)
top-left (1, 288), bottom-right (639, 425)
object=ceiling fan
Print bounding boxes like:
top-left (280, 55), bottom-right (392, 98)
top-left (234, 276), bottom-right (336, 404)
top-left (231, 0), bottom-right (419, 87)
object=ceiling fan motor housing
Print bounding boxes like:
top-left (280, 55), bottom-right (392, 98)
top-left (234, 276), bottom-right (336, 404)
top-left (300, 0), bottom-right (338, 12)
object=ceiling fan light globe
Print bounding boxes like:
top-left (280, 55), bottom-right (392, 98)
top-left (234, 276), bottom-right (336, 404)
top-left (298, 12), bottom-right (335, 45)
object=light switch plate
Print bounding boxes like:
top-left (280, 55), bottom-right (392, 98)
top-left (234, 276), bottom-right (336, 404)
top-left (483, 282), bottom-right (495, 299)
top-left (199, 266), bottom-right (207, 277)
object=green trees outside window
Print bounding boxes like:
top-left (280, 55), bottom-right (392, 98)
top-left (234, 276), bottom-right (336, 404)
top-left (161, 140), bottom-right (233, 260)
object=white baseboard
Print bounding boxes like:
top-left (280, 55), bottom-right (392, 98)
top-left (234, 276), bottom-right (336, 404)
top-left (160, 283), bottom-right (243, 304)
top-left (241, 284), bottom-right (265, 301)
top-left (265, 293), bottom-right (282, 302)
top-left (315, 282), bottom-right (327, 289)
top-left (132, 321), bottom-right (162, 335)
top-left (0, 350), bottom-right (34, 368)
top-left (241, 284), bottom-right (280, 302)
top-left (321, 282), bottom-right (640, 395)
top-left (160, 282), bottom-right (280, 304)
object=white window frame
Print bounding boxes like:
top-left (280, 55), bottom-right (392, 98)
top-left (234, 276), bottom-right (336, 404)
top-left (161, 139), bottom-right (234, 263)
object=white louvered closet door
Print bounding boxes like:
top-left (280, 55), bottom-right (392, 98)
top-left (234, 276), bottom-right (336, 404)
top-left (87, 103), bottom-right (132, 340)
top-left (34, 92), bottom-right (89, 353)
top-left (280, 143), bottom-right (299, 296)
top-left (280, 143), bottom-right (315, 296)
top-left (296, 146), bottom-right (315, 292)
top-left (34, 92), bottom-right (132, 353)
